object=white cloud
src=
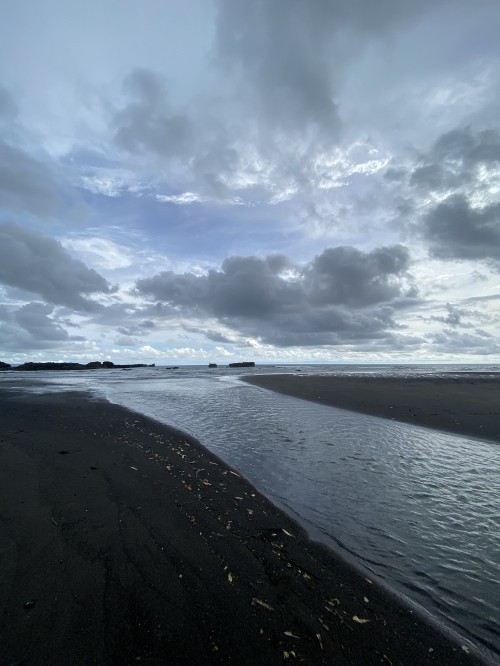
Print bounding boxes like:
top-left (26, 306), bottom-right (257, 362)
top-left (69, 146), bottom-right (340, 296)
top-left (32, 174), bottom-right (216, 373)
top-left (156, 192), bottom-right (206, 205)
top-left (62, 236), bottom-right (134, 270)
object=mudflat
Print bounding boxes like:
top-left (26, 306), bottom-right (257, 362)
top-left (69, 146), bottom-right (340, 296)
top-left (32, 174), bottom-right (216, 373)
top-left (243, 373), bottom-right (500, 443)
top-left (0, 387), bottom-right (492, 665)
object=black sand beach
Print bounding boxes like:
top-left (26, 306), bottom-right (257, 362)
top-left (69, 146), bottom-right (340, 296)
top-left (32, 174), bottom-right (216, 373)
top-left (243, 373), bottom-right (500, 443)
top-left (0, 385), bottom-right (494, 665)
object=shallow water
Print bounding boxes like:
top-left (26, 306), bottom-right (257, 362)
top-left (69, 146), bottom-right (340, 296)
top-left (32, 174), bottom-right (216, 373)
top-left (2, 363), bottom-right (499, 658)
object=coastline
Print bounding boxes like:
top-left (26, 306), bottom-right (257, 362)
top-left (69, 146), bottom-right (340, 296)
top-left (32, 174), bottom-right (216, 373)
top-left (242, 374), bottom-right (500, 443)
top-left (0, 386), bottom-right (494, 665)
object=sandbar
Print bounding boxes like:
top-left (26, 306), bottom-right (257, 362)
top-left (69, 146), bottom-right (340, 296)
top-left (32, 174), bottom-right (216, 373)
top-left (243, 373), bottom-right (500, 443)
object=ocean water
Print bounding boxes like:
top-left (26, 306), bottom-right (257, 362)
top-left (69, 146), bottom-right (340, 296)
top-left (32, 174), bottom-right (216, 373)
top-left (1, 363), bottom-right (499, 659)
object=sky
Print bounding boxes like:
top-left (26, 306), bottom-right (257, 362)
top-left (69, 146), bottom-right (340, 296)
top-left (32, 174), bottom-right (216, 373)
top-left (1, 0), bottom-right (500, 365)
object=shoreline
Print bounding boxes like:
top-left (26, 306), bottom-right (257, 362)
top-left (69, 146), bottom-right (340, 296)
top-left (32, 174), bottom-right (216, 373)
top-left (0, 386), bottom-right (495, 665)
top-left (242, 374), bottom-right (500, 444)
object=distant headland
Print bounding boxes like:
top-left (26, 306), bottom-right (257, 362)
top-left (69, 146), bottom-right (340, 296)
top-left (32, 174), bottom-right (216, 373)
top-left (0, 360), bottom-right (257, 371)
top-left (0, 361), bottom-right (155, 371)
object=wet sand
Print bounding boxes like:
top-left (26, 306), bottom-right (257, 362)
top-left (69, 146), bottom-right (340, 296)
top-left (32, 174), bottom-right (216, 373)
top-left (243, 374), bottom-right (500, 443)
top-left (0, 387), bottom-right (494, 665)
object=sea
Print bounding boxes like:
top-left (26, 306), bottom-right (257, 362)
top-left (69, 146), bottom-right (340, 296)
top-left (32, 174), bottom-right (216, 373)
top-left (1, 363), bottom-right (499, 661)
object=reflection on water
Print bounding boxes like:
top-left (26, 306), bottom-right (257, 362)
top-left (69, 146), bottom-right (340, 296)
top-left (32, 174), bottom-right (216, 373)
top-left (1, 364), bottom-right (499, 658)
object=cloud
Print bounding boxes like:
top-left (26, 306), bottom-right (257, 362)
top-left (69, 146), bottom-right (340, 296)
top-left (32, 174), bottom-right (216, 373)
top-left (422, 195), bottom-right (500, 265)
top-left (215, 0), bottom-right (341, 143)
top-left (0, 140), bottom-right (61, 217)
top-left (62, 236), bottom-right (134, 270)
top-left (117, 320), bottom-right (155, 337)
top-left (431, 126), bottom-right (500, 166)
top-left (110, 0), bottom-right (463, 205)
top-left (0, 85), bottom-right (18, 120)
top-left (183, 325), bottom-right (235, 344)
top-left (0, 302), bottom-right (86, 351)
top-left (156, 192), bottom-right (207, 205)
top-left (430, 328), bottom-right (500, 355)
top-left (115, 335), bottom-right (139, 346)
top-left (114, 69), bottom-right (193, 158)
top-left (410, 126), bottom-right (500, 196)
top-left (0, 222), bottom-right (111, 311)
top-left (388, 126), bottom-right (500, 266)
top-left (112, 68), bottom-right (252, 200)
top-left (136, 245), bottom-right (416, 346)
top-left (429, 303), bottom-right (466, 328)
top-left (305, 245), bottom-right (412, 306)
top-left (0, 85), bottom-right (79, 218)
top-left (14, 302), bottom-right (72, 341)
top-left (424, 302), bottom-right (498, 329)
top-left (214, 0), bottom-right (448, 141)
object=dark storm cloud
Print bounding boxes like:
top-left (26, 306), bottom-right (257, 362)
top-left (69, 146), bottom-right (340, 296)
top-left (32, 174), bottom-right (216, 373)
top-left (389, 125), bottom-right (500, 197)
top-left (112, 68), bottom-right (252, 197)
top-left (114, 70), bottom-right (192, 157)
top-left (115, 320), bottom-right (156, 340)
top-left (394, 126), bottom-right (500, 266)
top-left (183, 326), bottom-right (235, 344)
top-left (305, 245), bottom-right (411, 307)
top-left (410, 164), bottom-right (447, 191)
top-left (425, 303), bottom-right (498, 329)
top-left (87, 302), bottom-right (178, 339)
top-left (205, 330), bottom-right (234, 343)
top-left (136, 245), bottom-right (415, 346)
top-left (0, 302), bottom-right (84, 351)
top-left (422, 196), bottom-right (500, 264)
top-left (215, 0), bottom-right (446, 140)
top-left (0, 85), bottom-right (68, 217)
top-left (430, 328), bottom-right (500, 355)
top-left (430, 304), bottom-right (466, 328)
top-left (0, 141), bottom-right (61, 216)
top-left (245, 305), bottom-right (399, 348)
top-left (137, 253), bottom-right (298, 319)
top-left (432, 126), bottom-right (500, 165)
top-left (410, 126), bottom-right (500, 193)
top-left (0, 222), bottom-right (111, 311)
top-left (14, 302), bottom-right (72, 341)
top-left (384, 167), bottom-right (407, 182)
top-left (216, 0), bottom-right (341, 142)
top-left (117, 320), bottom-right (155, 337)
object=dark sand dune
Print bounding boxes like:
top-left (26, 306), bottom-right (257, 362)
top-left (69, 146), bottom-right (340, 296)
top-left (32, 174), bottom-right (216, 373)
top-left (0, 387), bottom-right (493, 665)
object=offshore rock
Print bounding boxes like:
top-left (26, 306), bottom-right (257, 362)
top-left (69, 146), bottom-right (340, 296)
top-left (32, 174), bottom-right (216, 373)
top-left (228, 361), bottom-right (255, 368)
